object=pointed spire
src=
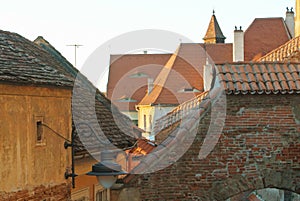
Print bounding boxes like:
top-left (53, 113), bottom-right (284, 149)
top-left (203, 10), bottom-right (226, 44)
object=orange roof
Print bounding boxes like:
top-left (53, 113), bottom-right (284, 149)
top-left (108, 43), bottom-right (233, 108)
top-left (244, 18), bottom-right (291, 61)
top-left (108, 54), bottom-right (171, 111)
top-left (257, 35), bottom-right (300, 62)
top-left (199, 43), bottom-right (233, 64)
top-left (217, 62), bottom-right (300, 95)
top-left (138, 44), bottom-right (207, 106)
top-left (128, 138), bottom-right (156, 155)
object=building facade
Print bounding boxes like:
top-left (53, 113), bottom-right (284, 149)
top-left (0, 30), bottom-right (73, 200)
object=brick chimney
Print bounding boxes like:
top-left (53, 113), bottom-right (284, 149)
top-left (285, 7), bottom-right (295, 38)
top-left (296, 0), bottom-right (300, 37)
top-left (233, 26), bottom-right (244, 62)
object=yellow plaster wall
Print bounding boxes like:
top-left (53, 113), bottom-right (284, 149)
top-left (296, 0), bottom-right (300, 37)
top-left (73, 156), bottom-right (98, 200)
top-left (73, 153), bottom-right (127, 201)
top-left (0, 84), bottom-right (72, 192)
top-left (137, 106), bottom-right (154, 133)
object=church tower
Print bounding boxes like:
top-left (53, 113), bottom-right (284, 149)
top-left (203, 10), bottom-right (226, 44)
top-left (296, 0), bottom-right (300, 37)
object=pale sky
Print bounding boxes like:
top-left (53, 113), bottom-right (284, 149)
top-left (0, 0), bottom-right (295, 90)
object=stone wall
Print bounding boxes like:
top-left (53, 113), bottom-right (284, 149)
top-left (124, 94), bottom-right (300, 200)
top-left (0, 183), bottom-right (70, 201)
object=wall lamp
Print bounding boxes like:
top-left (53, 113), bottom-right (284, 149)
top-left (64, 122), bottom-right (127, 189)
top-left (87, 150), bottom-right (127, 189)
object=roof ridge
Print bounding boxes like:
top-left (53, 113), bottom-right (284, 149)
top-left (257, 35), bottom-right (300, 62)
top-left (138, 47), bottom-right (180, 105)
top-left (217, 63), bottom-right (300, 95)
top-left (153, 91), bottom-right (209, 134)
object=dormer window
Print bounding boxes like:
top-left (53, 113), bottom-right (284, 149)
top-left (116, 96), bottom-right (137, 102)
top-left (178, 88), bottom-right (201, 93)
top-left (129, 72), bottom-right (148, 78)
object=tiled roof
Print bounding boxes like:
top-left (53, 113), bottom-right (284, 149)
top-left (203, 12), bottom-right (226, 44)
top-left (153, 91), bottom-right (209, 136)
top-left (0, 30), bottom-right (73, 88)
top-left (257, 35), bottom-right (300, 62)
top-left (199, 43), bottom-right (233, 64)
top-left (108, 43), bottom-right (233, 111)
top-left (138, 44), bottom-right (207, 106)
top-left (128, 138), bottom-right (156, 156)
top-left (244, 18), bottom-right (291, 61)
top-left (216, 62), bottom-right (300, 95)
top-left (127, 86), bottom-right (223, 175)
top-left (108, 54), bottom-right (171, 111)
top-left (34, 37), bottom-right (139, 154)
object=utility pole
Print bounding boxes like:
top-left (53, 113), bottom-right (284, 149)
top-left (67, 44), bottom-right (83, 67)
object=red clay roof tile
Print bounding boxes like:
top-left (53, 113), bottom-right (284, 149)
top-left (217, 62), bottom-right (300, 94)
top-left (108, 54), bottom-right (171, 111)
top-left (138, 44), bottom-right (206, 106)
top-left (258, 32), bottom-right (300, 62)
top-left (244, 18), bottom-right (291, 61)
top-left (108, 43), bottom-right (234, 112)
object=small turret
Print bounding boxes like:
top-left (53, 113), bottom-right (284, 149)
top-left (203, 10), bottom-right (226, 44)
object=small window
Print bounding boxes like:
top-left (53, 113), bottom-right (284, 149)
top-left (143, 115), bottom-right (147, 130)
top-left (36, 121), bottom-right (43, 142)
top-left (178, 88), bottom-right (201, 93)
top-left (149, 115), bottom-right (152, 130)
top-left (96, 189), bottom-right (108, 201)
top-left (35, 116), bottom-right (45, 145)
top-left (116, 96), bottom-right (137, 102)
top-left (129, 72), bottom-right (148, 78)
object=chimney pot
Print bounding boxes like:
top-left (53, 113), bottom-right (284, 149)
top-left (285, 7), bottom-right (295, 38)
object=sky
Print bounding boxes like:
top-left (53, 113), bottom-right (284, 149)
top-left (0, 0), bottom-right (296, 91)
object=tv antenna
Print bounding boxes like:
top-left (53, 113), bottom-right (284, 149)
top-left (67, 44), bottom-right (83, 67)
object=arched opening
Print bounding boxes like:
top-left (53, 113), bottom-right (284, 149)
top-left (226, 188), bottom-right (300, 201)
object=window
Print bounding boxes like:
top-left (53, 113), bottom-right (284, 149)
top-left (96, 189), bottom-right (109, 201)
top-left (35, 116), bottom-right (45, 145)
top-left (143, 114), bottom-right (147, 130)
top-left (178, 88), bottom-right (201, 93)
top-left (36, 121), bottom-right (43, 142)
top-left (96, 190), bottom-right (106, 201)
top-left (149, 115), bottom-right (152, 130)
top-left (94, 184), bottom-right (109, 201)
top-left (129, 72), bottom-right (148, 78)
top-left (116, 96), bottom-right (137, 102)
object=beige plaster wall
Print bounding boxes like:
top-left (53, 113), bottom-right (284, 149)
top-left (0, 84), bottom-right (72, 192)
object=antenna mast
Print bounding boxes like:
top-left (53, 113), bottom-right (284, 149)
top-left (67, 44), bottom-right (83, 67)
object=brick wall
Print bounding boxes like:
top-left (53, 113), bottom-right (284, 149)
top-left (124, 94), bottom-right (300, 200)
top-left (0, 183), bottom-right (70, 201)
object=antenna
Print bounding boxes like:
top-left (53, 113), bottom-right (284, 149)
top-left (67, 44), bottom-right (83, 67)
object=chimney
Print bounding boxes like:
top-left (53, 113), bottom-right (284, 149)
top-left (285, 7), bottom-right (295, 38)
top-left (233, 26), bottom-right (244, 62)
top-left (203, 58), bottom-right (214, 91)
top-left (296, 0), bottom-right (300, 37)
top-left (147, 78), bottom-right (153, 94)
